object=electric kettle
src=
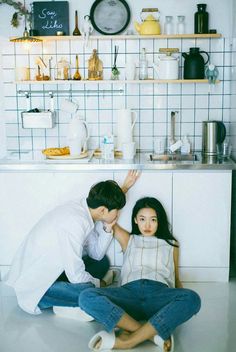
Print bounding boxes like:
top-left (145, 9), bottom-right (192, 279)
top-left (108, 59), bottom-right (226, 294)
top-left (202, 121), bottom-right (226, 156)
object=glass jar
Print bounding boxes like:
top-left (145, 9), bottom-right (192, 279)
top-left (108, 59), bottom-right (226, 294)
top-left (194, 3), bottom-right (209, 34)
top-left (164, 16), bottom-right (174, 35)
top-left (54, 58), bottom-right (71, 80)
top-left (177, 16), bottom-right (185, 34)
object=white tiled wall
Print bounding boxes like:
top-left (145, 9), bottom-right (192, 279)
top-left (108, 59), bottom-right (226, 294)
top-left (1, 36), bottom-right (232, 158)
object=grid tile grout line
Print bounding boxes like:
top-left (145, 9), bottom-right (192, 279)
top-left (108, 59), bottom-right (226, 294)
top-left (1, 37), bottom-right (232, 156)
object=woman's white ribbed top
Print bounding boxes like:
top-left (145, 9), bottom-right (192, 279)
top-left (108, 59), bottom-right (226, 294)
top-left (121, 235), bottom-right (175, 288)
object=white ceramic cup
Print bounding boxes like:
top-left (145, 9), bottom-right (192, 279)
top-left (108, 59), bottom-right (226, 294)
top-left (122, 142), bottom-right (136, 159)
top-left (154, 137), bottom-right (166, 154)
top-left (68, 138), bottom-right (82, 156)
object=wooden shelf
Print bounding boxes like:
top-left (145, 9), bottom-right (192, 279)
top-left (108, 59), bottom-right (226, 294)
top-left (14, 79), bottom-right (220, 85)
top-left (10, 33), bottom-right (222, 42)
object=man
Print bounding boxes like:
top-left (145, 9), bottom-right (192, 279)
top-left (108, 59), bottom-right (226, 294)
top-left (4, 171), bottom-right (139, 320)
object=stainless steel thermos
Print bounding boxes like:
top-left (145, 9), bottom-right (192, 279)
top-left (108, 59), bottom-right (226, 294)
top-left (202, 121), bottom-right (226, 156)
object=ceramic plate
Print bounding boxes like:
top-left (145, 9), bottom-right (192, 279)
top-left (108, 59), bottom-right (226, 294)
top-left (90, 0), bottom-right (131, 35)
top-left (46, 151), bottom-right (88, 160)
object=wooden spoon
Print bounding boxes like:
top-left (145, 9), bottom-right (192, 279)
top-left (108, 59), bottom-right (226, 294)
top-left (73, 55), bottom-right (81, 80)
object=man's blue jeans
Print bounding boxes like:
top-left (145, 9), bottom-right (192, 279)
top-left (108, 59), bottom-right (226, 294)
top-left (79, 279), bottom-right (201, 341)
top-left (38, 255), bottom-right (109, 310)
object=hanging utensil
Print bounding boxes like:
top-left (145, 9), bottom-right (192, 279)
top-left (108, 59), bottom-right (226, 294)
top-left (111, 45), bottom-right (120, 80)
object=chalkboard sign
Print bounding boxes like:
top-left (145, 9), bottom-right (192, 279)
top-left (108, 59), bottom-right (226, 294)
top-left (32, 1), bottom-right (69, 36)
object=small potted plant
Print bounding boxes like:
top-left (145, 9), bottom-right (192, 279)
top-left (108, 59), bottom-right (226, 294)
top-left (0, 0), bottom-right (30, 27)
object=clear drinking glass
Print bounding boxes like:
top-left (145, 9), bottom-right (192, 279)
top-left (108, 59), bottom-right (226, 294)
top-left (217, 141), bottom-right (232, 159)
top-left (177, 16), bottom-right (185, 34)
top-left (222, 141), bottom-right (232, 159)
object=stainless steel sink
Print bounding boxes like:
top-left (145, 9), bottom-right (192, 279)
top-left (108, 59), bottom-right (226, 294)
top-left (149, 153), bottom-right (198, 162)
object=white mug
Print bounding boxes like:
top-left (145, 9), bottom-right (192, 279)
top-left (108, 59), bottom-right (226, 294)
top-left (122, 142), bottom-right (136, 159)
top-left (68, 138), bottom-right (82, 156)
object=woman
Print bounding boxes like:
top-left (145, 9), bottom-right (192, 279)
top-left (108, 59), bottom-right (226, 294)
top-left (79, 197), bottom-right (201, 351)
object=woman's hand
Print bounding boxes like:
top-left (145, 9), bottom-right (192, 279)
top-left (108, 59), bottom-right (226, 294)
top-left (122, 170), bottom-right (141, 194)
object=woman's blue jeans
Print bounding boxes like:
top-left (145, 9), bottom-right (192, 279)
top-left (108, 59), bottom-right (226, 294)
top-left (38, 255), bottom-right (109, 310)
top-left (79, 279), bottom-right (201, 341)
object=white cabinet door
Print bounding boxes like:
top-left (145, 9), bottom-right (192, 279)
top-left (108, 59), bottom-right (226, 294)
top-left (0, 173), bottom-right (57, 265)
top-left (0, 171), bottom-right (112, 266)
top-left (113, 171), bottom-right (173, 266)
top-left (173, 171), bottom-right (232, 281)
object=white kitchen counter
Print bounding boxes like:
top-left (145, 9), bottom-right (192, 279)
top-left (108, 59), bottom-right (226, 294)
top-left (0, 151), bottom-right (235, 172)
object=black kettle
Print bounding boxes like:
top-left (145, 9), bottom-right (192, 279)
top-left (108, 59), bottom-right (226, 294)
top-left (182, 47), bottom-right (209, 79)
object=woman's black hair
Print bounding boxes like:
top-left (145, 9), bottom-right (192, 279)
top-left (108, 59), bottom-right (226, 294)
top-left (86, 180), bottom-right (126, 211)
top-left (131, 197), bottom-right (178, 247)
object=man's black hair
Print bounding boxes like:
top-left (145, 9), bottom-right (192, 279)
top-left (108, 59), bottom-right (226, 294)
top-left (86, 180), bottom-right (126, 211)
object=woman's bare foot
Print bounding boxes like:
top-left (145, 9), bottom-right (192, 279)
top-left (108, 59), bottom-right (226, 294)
top-left (93, 332), bottom-right (131, 350)
top-left (116, 330), bottom-right (131, 341)
top-left (93, 331), bottom-right (172, 351)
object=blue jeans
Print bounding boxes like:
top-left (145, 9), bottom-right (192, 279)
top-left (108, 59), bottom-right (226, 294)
top-left (79, 279), bottom-right (201, 341)
top-left (38, 255), bottom-right (109, 310)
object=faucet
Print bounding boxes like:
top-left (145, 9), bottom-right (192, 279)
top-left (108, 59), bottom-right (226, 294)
top-left (170, 111), bottom-right (176, 146)
top-left (169, 111), bottom-right (182, 153)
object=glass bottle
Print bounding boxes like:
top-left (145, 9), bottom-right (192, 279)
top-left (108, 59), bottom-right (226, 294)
top-left (176, 16), bottom-right (185, 34)
top-left (73, 10), bottom-right (81, 36)
top-left (139, 48), bottom-right (148, 80)
top-left (164, 16), bottom-right (173, 35)
top-left (194, 4), bottom-right (209, 34)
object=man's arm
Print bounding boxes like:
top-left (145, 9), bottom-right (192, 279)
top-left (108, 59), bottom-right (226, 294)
top-left (85, 221), bottom-right (113, 260)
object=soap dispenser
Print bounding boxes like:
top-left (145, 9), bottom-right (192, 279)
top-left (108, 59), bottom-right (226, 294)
top-left (181, 136), bottom-right (191, 154)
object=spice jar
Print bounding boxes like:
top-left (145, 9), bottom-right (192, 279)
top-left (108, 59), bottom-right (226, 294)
top-left (54, 58), bottom-right (71, 80)
top-left (177, 16), bottom-right (185, 34)
top-left (164, 16), bottom-right (174, 35)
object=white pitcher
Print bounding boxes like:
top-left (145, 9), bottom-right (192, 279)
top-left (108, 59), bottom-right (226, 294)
top-left (116, 109), bottom-right (137, 150)
top-left (67, 117), bottom-right (89, 155)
